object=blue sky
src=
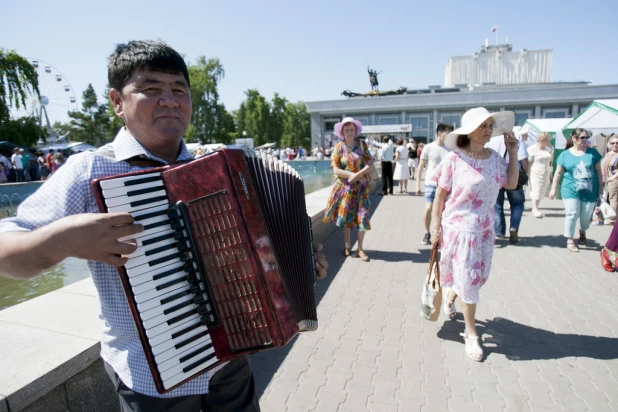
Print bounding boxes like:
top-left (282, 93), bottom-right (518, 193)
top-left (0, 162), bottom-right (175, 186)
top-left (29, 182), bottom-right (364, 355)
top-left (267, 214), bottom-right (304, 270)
top-left (3, 0), bottom-right (617, 124)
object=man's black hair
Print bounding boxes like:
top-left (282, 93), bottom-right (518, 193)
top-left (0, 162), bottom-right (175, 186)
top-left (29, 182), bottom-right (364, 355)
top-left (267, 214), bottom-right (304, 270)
top-left (436, 123), bottom-right (455, 134)
top-left (108, 40), bottom-right (190, 91)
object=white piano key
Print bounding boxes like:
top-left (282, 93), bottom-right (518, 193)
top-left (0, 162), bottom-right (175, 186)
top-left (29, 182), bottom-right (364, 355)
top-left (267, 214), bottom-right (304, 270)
top-left (108, 199), bottom-right (169, 214)
top-left (156, 335), bottom-right (212, 369)
top-left (128, 262), bottom-right (184, 288)
top-left (132, 269), bottom-right (187, 299)
top-left (162, 352), bottom-right (219, 390)
top-left (102, 179), bottom-right (164, 198)
top-left (153, 327), bottom-right (210, 360)
top-left (105, 190), bottom-right (168, 208)
top-left (140, 292), bottom-right (194, 322)
top-left (119, 222), bottom-right (171, 243)
top-left (131, 203), bottom-right (169, 219)
top-left (126, 255), bottom-right (181, 278)
top-left (148, 316), bottom-right (203, 348)
top-left (142, 302), bottom-right (198, 330)
top-left (126, 230), bottom-right (176, 259)
top-left (145, 312), bottom-right (200, 339)
top-left (125, 243), bottom-right (178, 268)
top-left (138, 284), bottom-right (191, 313)
top-left (133, 278), bottom-right (188, 305)
top-left (99, 172), bottom-right (162, 190)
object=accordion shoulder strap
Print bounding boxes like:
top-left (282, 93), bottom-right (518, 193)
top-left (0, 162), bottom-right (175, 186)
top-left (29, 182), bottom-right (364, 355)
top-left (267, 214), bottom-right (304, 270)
top-left (96, 147), bottom-right (167, 167)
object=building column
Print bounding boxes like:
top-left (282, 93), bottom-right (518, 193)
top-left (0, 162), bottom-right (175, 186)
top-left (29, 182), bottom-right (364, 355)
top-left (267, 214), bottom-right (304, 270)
top-left (402, 111), bottom-right (406, 124)
top-left (534, 105), bottom-right (541, 118)
top-left (571, 104), bottom-right (578, 117)
top-left (310, 113), bottom-right (322, 148)
top-left (500, 107), bottom-right (506, 112)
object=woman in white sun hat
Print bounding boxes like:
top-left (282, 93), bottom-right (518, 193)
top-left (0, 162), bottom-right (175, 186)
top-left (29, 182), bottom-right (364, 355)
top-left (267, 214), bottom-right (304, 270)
top-left (430, 107), bottom-right (520, 361)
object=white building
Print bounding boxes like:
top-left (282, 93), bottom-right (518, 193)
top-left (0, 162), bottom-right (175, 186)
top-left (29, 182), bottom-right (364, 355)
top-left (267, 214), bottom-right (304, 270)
top-left (445, 43), bottom-right (552, 87)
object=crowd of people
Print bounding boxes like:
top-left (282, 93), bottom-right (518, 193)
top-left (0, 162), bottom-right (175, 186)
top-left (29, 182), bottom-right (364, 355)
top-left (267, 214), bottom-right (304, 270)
top-left (321, 112), bottom-right (618, 361)
top-left (0, 148), bottom-right (66, 183)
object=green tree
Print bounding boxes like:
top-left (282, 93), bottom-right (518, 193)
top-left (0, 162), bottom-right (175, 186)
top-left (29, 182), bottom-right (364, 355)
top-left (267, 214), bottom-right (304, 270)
top-left (269, 93), bottom-right (287, 147)
top-left (281, 101), bottom-right (310, 149)
top-left (66, 84), bottom-right (111, 146)
top-left (239, 89), bottom-right (270, 147)
top-left (0, 49), bottom-right (39, 122)
top-left (0, 116), bottom-right (46, 148)
top-left (186, 56), bottom-right (234, 144)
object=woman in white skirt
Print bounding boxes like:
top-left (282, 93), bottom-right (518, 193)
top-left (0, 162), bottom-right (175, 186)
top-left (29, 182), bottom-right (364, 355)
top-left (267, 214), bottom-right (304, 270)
top-left (527, 133), bottom-right (553, 217)
top-left (406, 139), bottom-right (418, 178)
top-left (393, 138), bottom-right (410, 192)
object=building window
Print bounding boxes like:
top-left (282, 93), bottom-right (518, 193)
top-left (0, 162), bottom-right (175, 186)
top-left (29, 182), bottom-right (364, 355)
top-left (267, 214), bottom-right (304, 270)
top-left (545, 112), bottom-right (566, 119)
top-left (515, 113), bottom-right (529, 126)
top-left (379, 118), bottom-right (398, 125)
top-left (324, 117), bottom-right (341, 131)
top-left (442, 115), bottom-right (461, 128)
top-left (353, 116), bottom-right (370, 125)
top-left (410, 117), bottom-right (428, 129)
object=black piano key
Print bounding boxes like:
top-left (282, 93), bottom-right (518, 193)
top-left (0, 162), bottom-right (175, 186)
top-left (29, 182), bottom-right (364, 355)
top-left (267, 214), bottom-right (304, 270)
top-left (182, 352), bottom-right (218, 373)
top-left (160, 289), bottom-right (191, 305)
top-left (130, 195), bottom-right (168, 208)
top-left (179, 342), bottom-right (213, 363)
top-left (149, 252), bottom-right (180, 267)
top-left (155, 275), bottom-right (188, 291)
top-left (124, 175), bottom-right (162, 187)
top-left (143, 219), bottom-right (170, 231)
top-left (142, 232), bottom-right (175, 247)
top-left (127, 186), bottom-right (166, 197)
top-left (134, 208), bottom-right (168, 222)
top-left (174, 330), bottom-right (209, 350)
top-left (163, 299), bottom-right (195, 315)
top-left (171, 321), bottom-right (201, 340)
top-left (167, 308), bottom-right (198, 325)
top-left (153, 266), bottom-right (184, 281)
top-left (145, 242), bottom-right (179, 257)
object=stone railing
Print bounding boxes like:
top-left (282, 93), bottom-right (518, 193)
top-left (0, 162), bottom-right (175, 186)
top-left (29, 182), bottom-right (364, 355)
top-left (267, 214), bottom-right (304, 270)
top-left (0, 179), bottom-right (380, 412)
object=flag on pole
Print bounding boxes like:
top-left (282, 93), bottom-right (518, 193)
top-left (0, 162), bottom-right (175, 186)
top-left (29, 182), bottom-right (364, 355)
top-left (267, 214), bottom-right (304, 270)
top-left (491, 26), bottom-right (498, 32)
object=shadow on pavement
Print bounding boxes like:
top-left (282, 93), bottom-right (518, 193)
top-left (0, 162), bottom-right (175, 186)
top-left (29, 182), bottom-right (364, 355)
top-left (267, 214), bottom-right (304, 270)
top-left (252, 190), bottom-right (386, 398)
top-left (437, 317), bottom-right (618, 361)
top-left (494, 235), bottom-right (604, 250)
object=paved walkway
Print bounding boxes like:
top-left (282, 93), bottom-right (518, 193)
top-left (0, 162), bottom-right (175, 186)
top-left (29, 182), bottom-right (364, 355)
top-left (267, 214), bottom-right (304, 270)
top-left (252, 187), bottom-right (618, 412)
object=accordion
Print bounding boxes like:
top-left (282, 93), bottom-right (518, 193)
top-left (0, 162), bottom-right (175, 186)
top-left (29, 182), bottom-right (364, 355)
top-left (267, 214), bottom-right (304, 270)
top-left (92, 148), bottom-right (318, 393)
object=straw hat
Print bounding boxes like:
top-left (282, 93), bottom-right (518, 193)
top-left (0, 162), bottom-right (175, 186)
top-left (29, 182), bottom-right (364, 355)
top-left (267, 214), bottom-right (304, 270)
top-left (444, 108), bottom-right (515, 150)
top-left (334, 117), bottom-right (363, 139)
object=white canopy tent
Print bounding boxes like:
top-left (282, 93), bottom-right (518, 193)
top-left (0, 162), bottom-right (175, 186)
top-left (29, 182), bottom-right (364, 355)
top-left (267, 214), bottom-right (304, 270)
top-left (519, 118), bottom-right (572, 149)
top-left (563, 100), bottom-right (618, 137)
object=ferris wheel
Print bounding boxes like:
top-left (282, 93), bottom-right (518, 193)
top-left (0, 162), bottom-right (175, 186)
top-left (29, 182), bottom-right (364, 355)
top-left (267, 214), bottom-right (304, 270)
top-left (24, 58), bottom-right (78, 142)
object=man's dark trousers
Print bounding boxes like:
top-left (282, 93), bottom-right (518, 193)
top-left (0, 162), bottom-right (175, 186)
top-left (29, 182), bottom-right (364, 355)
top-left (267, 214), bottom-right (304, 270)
top-left (381, 160), bottom-right (394, 195)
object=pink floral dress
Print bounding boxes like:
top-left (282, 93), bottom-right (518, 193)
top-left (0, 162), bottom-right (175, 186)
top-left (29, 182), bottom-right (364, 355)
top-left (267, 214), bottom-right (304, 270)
top-left (432, 150), bottom-right (508, 304)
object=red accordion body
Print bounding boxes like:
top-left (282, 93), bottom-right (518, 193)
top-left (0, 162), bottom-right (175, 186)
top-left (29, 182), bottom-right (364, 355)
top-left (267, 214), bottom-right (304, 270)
top-left (92, 148), bottom-right (317, 393)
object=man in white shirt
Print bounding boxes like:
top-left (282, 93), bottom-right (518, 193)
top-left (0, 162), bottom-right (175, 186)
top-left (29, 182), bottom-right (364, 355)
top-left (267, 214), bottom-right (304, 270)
top-left (416, 123), bottom-right (454, 244)
top-left (11, 147), bottom-right (24, 182)
top-left (379, 136), bottom-right (394, 195)
top-left (486, 133), bottom-right (529, 244)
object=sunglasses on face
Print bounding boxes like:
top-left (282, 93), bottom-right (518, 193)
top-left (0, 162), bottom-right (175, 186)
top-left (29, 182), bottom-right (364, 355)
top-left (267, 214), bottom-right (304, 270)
top-left (574, 136), bottom-right (589, 140)
top-left (610, 142), bottom-right (618, 145)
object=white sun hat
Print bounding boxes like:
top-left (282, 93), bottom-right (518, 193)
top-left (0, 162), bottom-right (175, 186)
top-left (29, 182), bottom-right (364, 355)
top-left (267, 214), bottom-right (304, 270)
top-left (444, 107), bottom-right (515, 150)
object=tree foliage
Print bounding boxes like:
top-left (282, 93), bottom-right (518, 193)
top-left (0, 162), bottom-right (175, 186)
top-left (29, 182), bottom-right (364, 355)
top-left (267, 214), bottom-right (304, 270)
top-left (186, 56), bottom-right (234, 144)
top-left (281, 101), bottom-right (310, 149)
top-left (0, 49), bottom-right (40, 122)
top-left (234, 90), bottom-right (309, 148)
top-left (64, 84), bottom-right (111, 146)
top-left (0, 116), bottom-right (47, 148)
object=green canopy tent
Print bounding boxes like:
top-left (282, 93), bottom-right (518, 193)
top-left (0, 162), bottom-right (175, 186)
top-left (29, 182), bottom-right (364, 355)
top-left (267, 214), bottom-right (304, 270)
top-left (563, 99), bottom-right (618, 138)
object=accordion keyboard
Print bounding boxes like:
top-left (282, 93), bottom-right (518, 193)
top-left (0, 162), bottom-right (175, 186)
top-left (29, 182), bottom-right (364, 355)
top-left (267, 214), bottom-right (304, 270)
top-left (100, 172), bottom-right (220, 390)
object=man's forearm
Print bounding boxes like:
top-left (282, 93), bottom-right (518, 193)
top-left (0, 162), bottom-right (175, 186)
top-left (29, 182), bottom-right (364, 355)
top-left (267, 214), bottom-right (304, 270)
top-left (0, 227), bottom-right (66, 279)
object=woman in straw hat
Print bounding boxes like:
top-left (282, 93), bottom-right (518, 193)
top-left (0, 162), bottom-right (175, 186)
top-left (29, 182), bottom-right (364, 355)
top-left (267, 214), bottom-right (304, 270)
top-left (323, 117), bottom-right (374, 261)
top-left (431, 107), bottom-right (520, 361)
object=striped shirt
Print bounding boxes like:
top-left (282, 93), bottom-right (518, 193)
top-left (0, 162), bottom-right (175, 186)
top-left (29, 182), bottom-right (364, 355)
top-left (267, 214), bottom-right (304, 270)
top-left (0, 128), bottom-right (226, 397)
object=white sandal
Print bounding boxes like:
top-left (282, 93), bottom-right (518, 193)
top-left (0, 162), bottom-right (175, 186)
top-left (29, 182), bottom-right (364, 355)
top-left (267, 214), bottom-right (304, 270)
top-left (442, 291), bottom-right (456, 319)
top-left (460, 332), bottom-right (483, 361)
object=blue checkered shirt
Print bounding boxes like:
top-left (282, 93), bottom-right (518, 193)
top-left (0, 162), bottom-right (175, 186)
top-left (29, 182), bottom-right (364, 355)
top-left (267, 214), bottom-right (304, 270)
top-left (0, 129), bottom-right (226, 397)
